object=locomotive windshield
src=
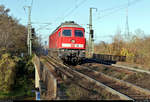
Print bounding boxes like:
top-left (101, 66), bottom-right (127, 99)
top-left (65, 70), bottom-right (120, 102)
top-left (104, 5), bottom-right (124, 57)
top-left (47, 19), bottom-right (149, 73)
top-left (75, 30), bottom-right (83, 37)
top-left (62, 30), bottom-right (72, 37)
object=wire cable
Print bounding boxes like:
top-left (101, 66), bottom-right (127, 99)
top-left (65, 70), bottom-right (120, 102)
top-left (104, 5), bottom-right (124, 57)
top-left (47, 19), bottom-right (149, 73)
top-left (95, 0), bottom-right (142, 22)
top-left (30, 0), bottom-right (33, 11)
top-left (61, 0), bottom-right (88, 21)
top-left (53, 0), bottom-right (88, 25)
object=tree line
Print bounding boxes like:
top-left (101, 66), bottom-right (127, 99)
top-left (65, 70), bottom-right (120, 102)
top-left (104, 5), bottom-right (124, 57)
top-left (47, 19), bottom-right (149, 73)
top-left (0, 5), bottom-right (42, 57)
top-left (95, 28), bottom-right (150, 67)
top-left (0, 5), bottom-right (40, 98)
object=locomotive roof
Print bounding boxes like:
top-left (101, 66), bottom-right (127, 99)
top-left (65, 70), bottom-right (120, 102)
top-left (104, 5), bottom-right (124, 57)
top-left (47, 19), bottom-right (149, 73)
top-left (51, 21), bottom-right (83, 34)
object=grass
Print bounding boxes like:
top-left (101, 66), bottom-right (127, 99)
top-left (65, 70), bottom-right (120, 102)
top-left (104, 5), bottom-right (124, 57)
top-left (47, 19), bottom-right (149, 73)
top-left (65, 84), bottom-right (91, 100)
top-left (58, 79), bottom-right (119, 100)
top-left (116, 73), bottom-right (126, 79)
top-left (0, 85), bottom-right (35, 100)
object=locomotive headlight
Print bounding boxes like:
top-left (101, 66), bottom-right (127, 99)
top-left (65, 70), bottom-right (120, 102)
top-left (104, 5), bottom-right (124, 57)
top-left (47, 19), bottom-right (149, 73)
top-left (71, 39), bottom-right (75, 43)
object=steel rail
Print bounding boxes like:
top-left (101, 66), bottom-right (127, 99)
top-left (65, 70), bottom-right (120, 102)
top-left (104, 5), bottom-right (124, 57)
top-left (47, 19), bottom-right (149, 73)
top-left (80, 66), bottom-right (150, 99)
top-left (46, 56), bottom-right (133, 100)
top-left (91, 58), bottom-right (150, 74)
top-left (112, 64), bottom-right (150, 75)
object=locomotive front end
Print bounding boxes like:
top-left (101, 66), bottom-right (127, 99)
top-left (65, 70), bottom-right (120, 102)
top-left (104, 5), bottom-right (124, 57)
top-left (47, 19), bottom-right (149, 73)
top-left (58, 23), bottom-right (86, 63)
top-left (49, 21), bottom-right (86, 64)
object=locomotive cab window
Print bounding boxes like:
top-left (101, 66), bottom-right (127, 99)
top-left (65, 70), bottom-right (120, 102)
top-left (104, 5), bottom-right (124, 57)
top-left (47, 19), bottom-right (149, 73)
top-left (62, 30), bottom-right (72, 37)
top-left (75, 30), bottom-right (83, 37)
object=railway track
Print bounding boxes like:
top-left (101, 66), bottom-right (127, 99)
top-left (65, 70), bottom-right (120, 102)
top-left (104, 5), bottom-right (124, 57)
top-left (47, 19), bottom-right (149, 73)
top-left (83, 60), bottom-right (150, 91)
top-left (91, 58), bottom-right (150, 74)
top-left (41, 56), bottom-right (150, 100)
top-left (112, 64), bottom-right (150, 74)
top-left (74, 65), bottom-right (150, 100)
top-left (43, 56), bottom-right (133, 100)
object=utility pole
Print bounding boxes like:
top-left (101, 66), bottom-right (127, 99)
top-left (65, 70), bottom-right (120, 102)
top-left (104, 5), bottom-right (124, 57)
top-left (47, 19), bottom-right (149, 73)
top-left (125, 0), bottom-right (130, 39)
top-left (25, 6), bottom-right (32, 56)
top-left (88, 7), bottom-right (97, 58)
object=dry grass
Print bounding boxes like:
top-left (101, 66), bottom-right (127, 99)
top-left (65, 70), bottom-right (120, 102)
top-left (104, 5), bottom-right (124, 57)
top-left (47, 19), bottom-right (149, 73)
top-left (58, 78), bottom-right (120, 100)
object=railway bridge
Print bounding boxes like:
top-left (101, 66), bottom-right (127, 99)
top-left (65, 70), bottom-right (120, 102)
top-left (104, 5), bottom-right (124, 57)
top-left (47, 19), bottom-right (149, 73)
top-left (31, 54), bottom-right (127, 100)
top-left (31, 53), bottom-right (150, 100)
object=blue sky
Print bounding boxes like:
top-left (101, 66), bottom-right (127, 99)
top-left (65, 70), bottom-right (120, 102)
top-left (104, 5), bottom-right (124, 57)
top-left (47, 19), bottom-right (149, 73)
top-left (0, 0), bottom-right (150, 44)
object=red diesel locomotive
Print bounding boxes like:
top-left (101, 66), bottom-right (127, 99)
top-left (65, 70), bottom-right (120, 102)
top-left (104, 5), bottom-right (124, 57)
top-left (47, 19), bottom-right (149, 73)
top-left (49, 21), bottom-right (86, 64)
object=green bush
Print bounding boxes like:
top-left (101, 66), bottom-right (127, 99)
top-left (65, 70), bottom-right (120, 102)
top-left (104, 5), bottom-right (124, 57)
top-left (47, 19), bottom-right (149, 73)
top-left (0, 53), bottom-right (18, 93)
top-left (0, 53), bottom-right (35, 99)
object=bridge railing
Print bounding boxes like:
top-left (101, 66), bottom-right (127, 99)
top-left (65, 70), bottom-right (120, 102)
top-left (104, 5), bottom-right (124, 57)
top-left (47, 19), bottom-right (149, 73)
top-left (40, 62), bottom-right (57, 99)
top-left (32, 55), bottom-right (57, 100)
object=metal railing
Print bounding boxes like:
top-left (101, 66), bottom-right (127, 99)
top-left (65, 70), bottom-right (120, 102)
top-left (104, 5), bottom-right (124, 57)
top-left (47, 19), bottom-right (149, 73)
top-left (93, 54), bottom-right (126, 62)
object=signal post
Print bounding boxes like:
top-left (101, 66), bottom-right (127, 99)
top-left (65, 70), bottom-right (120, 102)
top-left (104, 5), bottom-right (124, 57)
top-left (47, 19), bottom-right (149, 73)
top-left (88, 7), bottom-right (97, 58)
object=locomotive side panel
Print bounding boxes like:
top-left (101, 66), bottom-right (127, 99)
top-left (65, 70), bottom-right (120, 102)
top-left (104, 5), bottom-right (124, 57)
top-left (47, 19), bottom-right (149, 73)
top-left (49, 28), bottom-right (61, 57)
